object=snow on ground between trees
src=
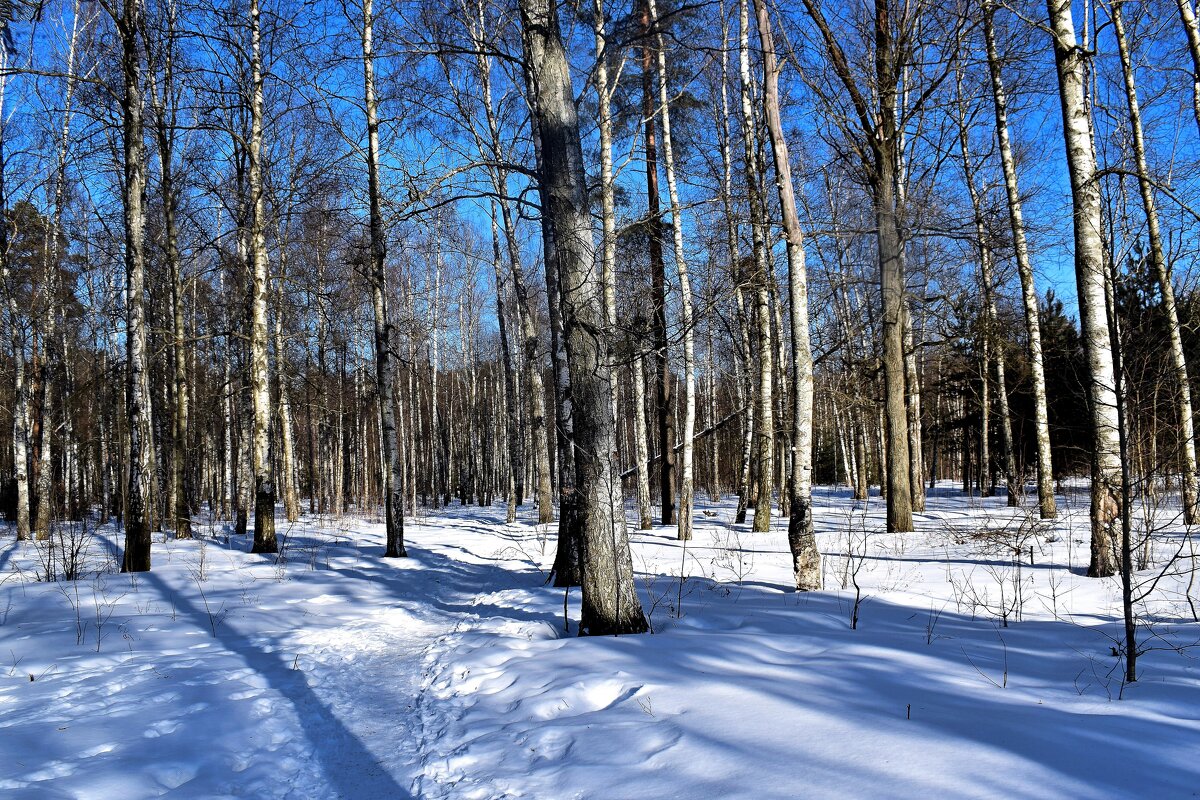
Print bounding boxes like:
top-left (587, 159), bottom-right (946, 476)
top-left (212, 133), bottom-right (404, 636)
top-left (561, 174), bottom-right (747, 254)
top-left (1, 484), bottom-right (1198, 799)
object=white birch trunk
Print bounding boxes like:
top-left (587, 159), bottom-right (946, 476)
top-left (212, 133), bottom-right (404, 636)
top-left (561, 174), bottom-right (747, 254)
top-left (753, 0), bottom-right (820, 587)
top-left (247, 0), bottom-right (276, 553)
top-left (1047, 0), bottom-right (1122, 577)
top-left (983, 0), bottom-right (1057, 518)
top-left (647, 0), bottom-right (696, 541)
top-left (631, 353), bottom-right (654, 529)
top-left (1113, 1), bottom-right (1200, 524)
top-left (955, 84), bottom-right (1018, 506)
top-left (1173, 0), bottom-right (1200, 135)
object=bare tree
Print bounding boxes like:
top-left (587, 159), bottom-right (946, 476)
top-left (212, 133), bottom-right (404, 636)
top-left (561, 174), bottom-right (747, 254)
top-left (753, 0), bottom-right (820, 588)
top-left (738, 0), bottom-right (773, 534)
top-left (955, 71), bottom-right (1018, 507)
top-left (0, 37), bottom-right (31, 542)
top-left (647, 0), bottom-right (696, 541)
top-left (982, 0), bottom-right (1057, 519)
top-left (147, 0), bottom-right (191, 539)
top-left (516, 0), bottom-right (648, 634)
top-left (247, 0), bottom-right (277, 554)
top-left (1112, 0), bottom-right (1199, 525)
top-left (361, 0), bottom-right (406, 557)
top-left (639, 0), bottom-right (675, 527)
top-left (113, 0), bottom-right (154, 571)
top-left (1046, 0), bottom-right (1122, 577)
top-left (798, 0), bottom-right (931, 532)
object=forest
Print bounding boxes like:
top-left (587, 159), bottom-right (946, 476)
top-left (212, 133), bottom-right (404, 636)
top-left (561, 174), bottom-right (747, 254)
top-left (0, 0), bottom-right (1199, 794)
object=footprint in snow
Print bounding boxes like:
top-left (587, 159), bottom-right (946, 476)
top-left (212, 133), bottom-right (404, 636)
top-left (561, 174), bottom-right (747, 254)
top-left (143, 719), bottom-right (181, 738)
top-left (78, 743), bottom-right (118, 758)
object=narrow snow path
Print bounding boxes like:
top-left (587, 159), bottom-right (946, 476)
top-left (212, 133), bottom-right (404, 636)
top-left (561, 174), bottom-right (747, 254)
top-left (0, 508), bottom-right (550, 798)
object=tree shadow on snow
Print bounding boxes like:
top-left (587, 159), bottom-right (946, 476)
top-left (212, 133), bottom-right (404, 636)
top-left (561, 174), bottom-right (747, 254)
top-left (98, 532), bottom-right (414, 799)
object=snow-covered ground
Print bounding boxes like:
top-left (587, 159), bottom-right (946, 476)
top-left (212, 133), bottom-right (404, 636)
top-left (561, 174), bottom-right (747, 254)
top-left (1, 484), bottom-right (1198, 798)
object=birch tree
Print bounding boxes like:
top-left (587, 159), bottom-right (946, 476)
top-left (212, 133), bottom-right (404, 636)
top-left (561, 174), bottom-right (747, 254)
top-left (955, 73), bottom-right (1018, 507)
top-left (639, 0), bottom-right (675, 527)
top-left (982, 0), bottom-right (1057, 519)
top-left (753, 0), bottom-right (820, 588)
top-left (647, 0), bottom-right (696, 541)
top-left (32, 1), bottom-right (89, 539)
top-left (1173, 0), bottom-right (1200, 135)
top-left (115, 0), bottom-right (154, 571)
top-left (516, 0), bottom-right (648, 634)
top-left (361, 0), bottom-right (406, 557)
top-left (247, 0), bottom-right (276, 554)
top-left (1111, 0), bottom-right (1199, 525)
top-left (1046, 0), bottom-right (1122, 577)
top-left (738, 0), bottom-right (773, 533)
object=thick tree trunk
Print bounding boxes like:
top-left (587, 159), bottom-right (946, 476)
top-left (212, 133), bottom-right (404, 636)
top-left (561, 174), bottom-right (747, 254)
top-left (517, 0), bottom-right (648, 634)
top-left (540, 180), bottom-right (583, 587)
top-left (1047, 0), bottom-right (1122, 577)
top-left (119, 0), bottom-right (154, 571)
top-left (521, 67), bottom-right (582, 584)
top-left (877, 175), bottom-right (912, 530)
top-left (875, 2), bottom-right (914, 533)
top-left (754, 0), bottom-right (820, 588)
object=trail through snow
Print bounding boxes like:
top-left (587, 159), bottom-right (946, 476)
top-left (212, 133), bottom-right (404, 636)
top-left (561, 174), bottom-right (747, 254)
top-left (0, 510), bottom-right (545, 798)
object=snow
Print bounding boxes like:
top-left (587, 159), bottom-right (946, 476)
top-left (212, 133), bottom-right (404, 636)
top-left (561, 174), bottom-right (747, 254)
top-left (1, 484), bottom-right (1198, 798)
